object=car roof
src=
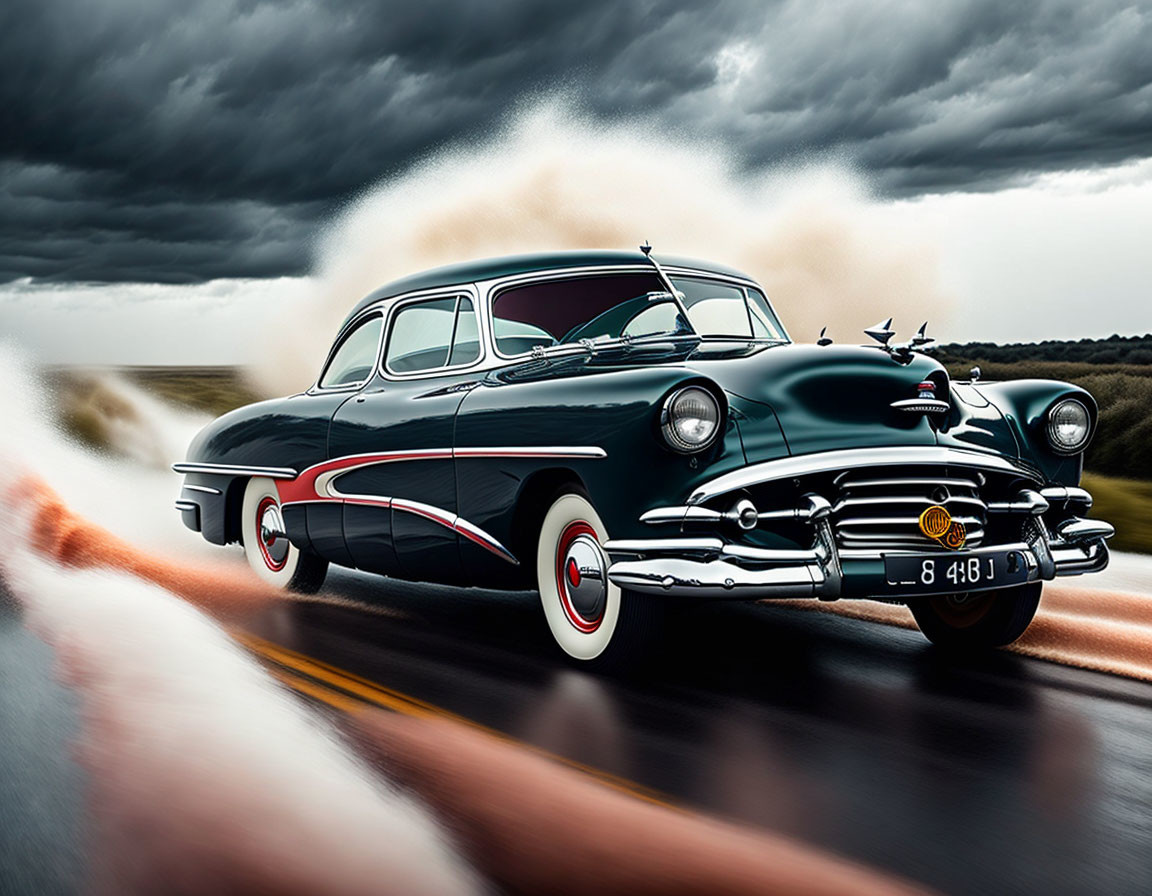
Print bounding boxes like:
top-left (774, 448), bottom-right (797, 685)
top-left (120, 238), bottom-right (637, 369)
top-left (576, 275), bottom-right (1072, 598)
top-left (340, 250), bottom-right (756, 329)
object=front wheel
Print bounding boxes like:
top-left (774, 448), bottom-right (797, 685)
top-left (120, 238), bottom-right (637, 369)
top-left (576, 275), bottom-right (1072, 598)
top-left (909, 582), bottom-right (1042, 650)
top-left (535, 490), bottom-right (661, 671)
top-left (241, 477), bottom-right (328, 593)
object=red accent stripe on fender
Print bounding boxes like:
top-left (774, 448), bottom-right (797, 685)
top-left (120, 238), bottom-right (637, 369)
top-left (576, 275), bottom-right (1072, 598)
top-left (271, 446), bottom-right (601, 565)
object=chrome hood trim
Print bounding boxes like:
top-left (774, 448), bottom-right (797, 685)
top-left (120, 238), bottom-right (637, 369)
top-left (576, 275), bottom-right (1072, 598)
top-left (689, 446), bottom-right (1041, 505)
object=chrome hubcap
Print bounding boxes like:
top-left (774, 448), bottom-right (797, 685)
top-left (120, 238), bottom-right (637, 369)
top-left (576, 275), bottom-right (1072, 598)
top-left (259, 503), bottom-right (289, 568)
top-left (563, 534), bottom-right (607, 622)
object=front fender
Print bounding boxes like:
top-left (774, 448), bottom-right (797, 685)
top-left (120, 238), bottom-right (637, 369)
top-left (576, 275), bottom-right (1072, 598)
top-left (454, 366), bottom-right (767, 553)
top-left (973, 379), bottom-right (1097, 485)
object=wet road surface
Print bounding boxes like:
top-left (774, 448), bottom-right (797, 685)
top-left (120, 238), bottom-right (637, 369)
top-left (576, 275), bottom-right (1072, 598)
top-left (249, 569), bottom-right (1152, 895)
top-left (3, 567), bottom-right (1152, 895)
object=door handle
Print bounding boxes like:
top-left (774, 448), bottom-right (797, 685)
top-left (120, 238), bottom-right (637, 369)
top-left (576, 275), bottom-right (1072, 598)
top-left (355, 388), bottom-right (386, 403)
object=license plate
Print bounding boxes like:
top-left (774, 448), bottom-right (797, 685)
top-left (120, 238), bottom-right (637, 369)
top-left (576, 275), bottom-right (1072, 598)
top-left (884, 550), bottom-right (1028, 594)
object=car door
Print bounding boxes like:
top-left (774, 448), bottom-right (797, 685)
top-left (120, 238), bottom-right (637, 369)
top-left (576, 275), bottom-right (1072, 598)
top-left (279, 312), bottom-right (388, 569)
top-left (328, 291), bottom-right (484, 583)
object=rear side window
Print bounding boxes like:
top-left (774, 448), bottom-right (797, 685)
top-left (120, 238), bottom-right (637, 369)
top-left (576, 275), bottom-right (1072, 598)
top-left (319, 315), bottom-right (383, 388)
top-left (385, 295), bottom-right (481, 374)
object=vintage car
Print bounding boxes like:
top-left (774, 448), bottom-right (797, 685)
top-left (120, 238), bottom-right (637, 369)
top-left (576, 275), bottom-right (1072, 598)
top-left (175, 248), bottom-right (1114, 668)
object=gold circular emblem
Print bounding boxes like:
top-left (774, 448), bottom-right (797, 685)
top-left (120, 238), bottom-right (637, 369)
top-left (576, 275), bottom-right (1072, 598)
top-left (941, 521), bottom-right (967, 549)
top-left (918, 505), bottom-right (952, 539)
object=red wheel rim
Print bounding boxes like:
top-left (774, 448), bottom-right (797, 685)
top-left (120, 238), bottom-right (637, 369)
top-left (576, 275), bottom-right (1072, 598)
top-left (555, 520), bottom-right (604, 633)
top-left (256, 496), bottom-right (288, 572)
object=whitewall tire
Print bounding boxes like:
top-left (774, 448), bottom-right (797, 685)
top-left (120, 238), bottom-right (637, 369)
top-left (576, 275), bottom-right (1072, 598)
top-left (241, 477), bottom-right (327, 593)
top-left (535, 490), bottom-right (660, 669)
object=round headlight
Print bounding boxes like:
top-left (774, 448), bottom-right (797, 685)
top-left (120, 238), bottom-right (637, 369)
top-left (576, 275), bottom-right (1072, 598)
top-left (661, 386), bottom-right (721, 453)
top-left (1046, 398), bottom-right (1091, 454)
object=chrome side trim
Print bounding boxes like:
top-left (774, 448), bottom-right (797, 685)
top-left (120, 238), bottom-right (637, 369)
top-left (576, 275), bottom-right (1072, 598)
top-left (453, 446), bottom-right (607, 460)
top-left (174, 500), bottom-right (198, 511)
top-left (183, 484), bottom-right (222, 495)
top-left (390, 498), bottom-right (519, 566)
top-left (690, 447), bottom-right (1039, 505)
top-left (287, 491), bottom-right (518, 565)
top-left (173, 462), bottom-right (298, 479)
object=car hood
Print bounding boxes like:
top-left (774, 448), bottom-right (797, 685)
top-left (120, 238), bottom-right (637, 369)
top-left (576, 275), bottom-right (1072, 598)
top-left (688, 342), bottom-right (1020, 462)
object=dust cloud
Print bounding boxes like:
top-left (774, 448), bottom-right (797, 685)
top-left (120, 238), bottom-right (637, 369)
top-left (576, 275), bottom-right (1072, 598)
top-left (249, 105), bottom-right (953, 395)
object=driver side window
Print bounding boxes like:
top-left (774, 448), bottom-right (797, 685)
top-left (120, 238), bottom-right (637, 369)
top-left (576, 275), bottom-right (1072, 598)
top-left (319, 315), bottom-right (383, 388)
top-left (384, 295), bottom-right (481, 374)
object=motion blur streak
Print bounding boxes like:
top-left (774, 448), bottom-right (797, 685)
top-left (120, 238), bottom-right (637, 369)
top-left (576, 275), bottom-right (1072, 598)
top-left (785, 584), bottom-right (1152, 682)
top-left (0, 527), bottom-right (477, 895)
top-left (249, 105), bottom-right (952, 395)
top-left (343, 710), bottom-right (929, 896)
top-left (16, 475), bottom-right (277, 621)
top-left (0, 346), bottom-right (218, 559)
top-left (50, 369), bottom-right (207, 471)
top-left (0, 350), bottom-right (477, 895)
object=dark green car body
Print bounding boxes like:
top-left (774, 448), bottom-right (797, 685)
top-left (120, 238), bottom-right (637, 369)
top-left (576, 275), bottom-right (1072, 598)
top-left (175, 250), bottom-right (1111, 603)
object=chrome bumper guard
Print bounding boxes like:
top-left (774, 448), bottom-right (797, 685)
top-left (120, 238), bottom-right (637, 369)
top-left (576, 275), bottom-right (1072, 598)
top-left (605, 512), bottom-right (1113, 599)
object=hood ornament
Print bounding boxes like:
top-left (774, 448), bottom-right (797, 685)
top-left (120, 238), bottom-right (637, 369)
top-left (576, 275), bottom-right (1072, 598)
top-left (817, 326), bottom-right (833, 346)
top-left (866, 320), bottom-right (938, 364)
top-left (890, 321), bottom-right (936, 362)
top-left (864, 318), bottom-right (895, 346)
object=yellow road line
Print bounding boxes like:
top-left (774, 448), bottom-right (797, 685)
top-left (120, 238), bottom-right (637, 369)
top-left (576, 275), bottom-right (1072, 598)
top-left (238, 631), bottom-right (678, 810)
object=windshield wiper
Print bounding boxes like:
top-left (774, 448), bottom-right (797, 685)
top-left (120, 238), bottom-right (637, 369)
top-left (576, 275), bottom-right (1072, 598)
top-left (640, 242), bottom-right (697, 333)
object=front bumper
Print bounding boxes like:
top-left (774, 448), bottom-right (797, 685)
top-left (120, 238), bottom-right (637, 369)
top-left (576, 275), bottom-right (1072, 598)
top-left (606, 536), bottom-right (1109, 599)
top-left (605, 450), bottom-right (1114, 600)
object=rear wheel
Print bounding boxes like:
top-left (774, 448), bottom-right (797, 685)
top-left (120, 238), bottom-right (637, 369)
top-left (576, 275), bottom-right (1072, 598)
top-left (535, 490), bottom-right (661, 671)
top-left (241, 477), bottom-right (327, 593)
top-left (909, 582), bottom-right (1042, 650)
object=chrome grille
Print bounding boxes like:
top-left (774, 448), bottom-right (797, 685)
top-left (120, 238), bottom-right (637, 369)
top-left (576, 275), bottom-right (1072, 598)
top-left (832, 472), bottom-right (988, 550)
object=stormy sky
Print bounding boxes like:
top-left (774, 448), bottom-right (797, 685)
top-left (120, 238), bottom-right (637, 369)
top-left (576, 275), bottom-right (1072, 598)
top-left (3, 0), bottom-right (1152, 285)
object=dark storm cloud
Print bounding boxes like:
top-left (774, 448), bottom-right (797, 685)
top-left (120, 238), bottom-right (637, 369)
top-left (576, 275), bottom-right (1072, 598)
top-left (1, 0), bottom-right (1150, 282)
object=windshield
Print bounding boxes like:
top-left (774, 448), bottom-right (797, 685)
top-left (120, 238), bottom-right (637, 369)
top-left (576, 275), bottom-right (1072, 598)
top-left (490, 272), bottom-right (786, 356)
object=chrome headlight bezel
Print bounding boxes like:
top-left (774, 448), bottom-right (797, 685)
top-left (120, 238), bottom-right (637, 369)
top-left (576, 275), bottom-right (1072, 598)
top-left (661, 386), bottom-right (722, 454)
top-left (1046, 398), bottom-right (1092, 455)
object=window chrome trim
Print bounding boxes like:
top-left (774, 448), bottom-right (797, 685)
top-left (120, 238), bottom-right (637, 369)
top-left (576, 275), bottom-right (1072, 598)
top-left (311, 310), bottom-right (386, 394)
top-left (688, 447), bottom-right (1042, 505)
top-left (344, 261), bottom-right (785, 376)
top-left (480, 263), bottom-right (790, 361)
top-left (380, 289), bottom-right (487, 379)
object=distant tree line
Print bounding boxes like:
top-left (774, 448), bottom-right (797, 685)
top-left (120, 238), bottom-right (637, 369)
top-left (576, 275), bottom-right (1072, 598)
top-left (933, 335), bottom-right (1152, 481)
top-left (936, 333), bottom-right (1152, 367)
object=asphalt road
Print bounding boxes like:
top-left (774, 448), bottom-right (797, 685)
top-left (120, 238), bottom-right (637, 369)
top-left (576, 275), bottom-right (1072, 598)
top-left (4, 563), bottom-right (1152, 895)
top-left (248, 567), bottom-right (1152, 895)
